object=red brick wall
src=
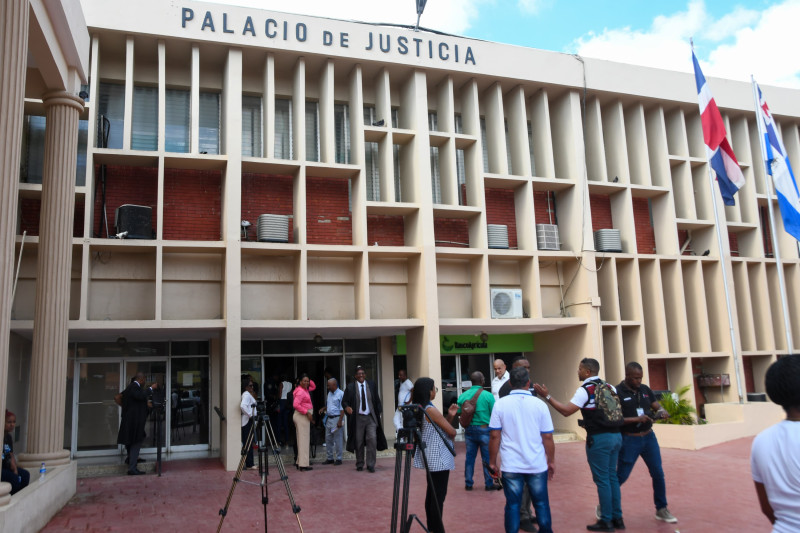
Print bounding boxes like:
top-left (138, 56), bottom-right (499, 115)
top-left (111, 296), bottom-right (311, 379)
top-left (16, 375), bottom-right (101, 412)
top-left (728, 232), bottom-right (739, 256)
top-left (484, 188), bottom-right (517, 249)
top-left (19, 198), bottom-right (85, 238)
top-left (93, 165), bottom-right (158, 238)
top-left (163, 169), bottom-right (221, 241)
top-left (742, 356), bottom-right (755, 393)
top-left (367, 215), bottom-right (405, 246)
top-left (590, 194), bottom-right (613, 231)
top-left (632, 198), bottom-right (656, 254)
top-left (760, 206), bottom-right (774, 256)
top-left (241, 173), bottom-right (294, 242)
top-left (647, 359), bottom-right (668, 391)
top-left (306, 176), bottom-right (352, 245)
top-left (677, 229), bottom-right (692, 256)
top-left (533, 191), bottom-right (556, 225)
top-left (691, 357), bottom-right (705, 417)
top-left (434, 218), bottom-right (469, 247)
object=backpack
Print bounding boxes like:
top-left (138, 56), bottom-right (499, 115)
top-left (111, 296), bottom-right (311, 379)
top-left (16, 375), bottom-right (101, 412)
top-left (583, 379), bottom-right (624, 427)
top-left (458, 389), bottom-right (483, 428)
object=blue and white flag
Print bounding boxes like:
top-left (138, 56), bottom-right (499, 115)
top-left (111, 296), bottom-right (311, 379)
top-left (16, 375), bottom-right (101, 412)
top-left (755, 82), bottom-right (800, 242)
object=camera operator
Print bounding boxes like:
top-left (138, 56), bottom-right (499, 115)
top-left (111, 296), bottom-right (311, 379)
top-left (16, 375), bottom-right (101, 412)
top-left (240, 375), bottom-right (257, 470)
top-left (411, 378), bottom-right (458, 533)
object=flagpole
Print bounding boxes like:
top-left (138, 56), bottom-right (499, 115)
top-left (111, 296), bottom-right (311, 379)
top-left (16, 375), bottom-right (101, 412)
top-left (750, 76), bottom-right (795, 354)
top-left (692, 44), bottom-right (744, 403)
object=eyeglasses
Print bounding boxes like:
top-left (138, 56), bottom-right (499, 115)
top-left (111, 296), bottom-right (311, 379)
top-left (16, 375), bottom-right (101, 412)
top-left (435, 386), bottom-right (439, 392)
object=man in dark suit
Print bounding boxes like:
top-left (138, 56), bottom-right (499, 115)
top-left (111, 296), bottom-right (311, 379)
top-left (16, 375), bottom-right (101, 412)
top-left (117, 372), bottom-right (158, 475)
top-left (342, 366), bottom-right (387, 472)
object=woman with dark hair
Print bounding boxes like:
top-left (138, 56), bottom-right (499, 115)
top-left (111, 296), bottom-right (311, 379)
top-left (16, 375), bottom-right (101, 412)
top-left (240, 376), bottom-right (257, 470)
top-left (751, 354), bottom-right (800, 532)
top-left (292, 374), bottom-right (316, 471)
top-left (2, 410), bottom-right (30, 495)
top-left (411, 377), bottom-right (459, 533)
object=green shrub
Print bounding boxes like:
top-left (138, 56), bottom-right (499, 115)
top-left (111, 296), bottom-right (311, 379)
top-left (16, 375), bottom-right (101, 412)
top-left (655, 385), bottom-right (698, 425)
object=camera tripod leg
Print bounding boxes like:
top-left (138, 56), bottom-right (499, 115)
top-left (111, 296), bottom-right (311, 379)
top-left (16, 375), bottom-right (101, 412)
top-left (216, 418), bottom-right (257, 533)
top-left (262, 417), bottom-right (304, 533)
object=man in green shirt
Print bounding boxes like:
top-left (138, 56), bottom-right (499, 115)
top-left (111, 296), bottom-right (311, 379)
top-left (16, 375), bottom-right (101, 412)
top-left (457, 371), bottom-right (500, 491)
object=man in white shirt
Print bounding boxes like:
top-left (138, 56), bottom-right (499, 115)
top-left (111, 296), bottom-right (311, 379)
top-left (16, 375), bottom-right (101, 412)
top-left (491, 358), bottom-right (509, 400)
top-left (394, 369), bottom-right (414, 431)
top-left (489, 366), bottom-right (555, 533)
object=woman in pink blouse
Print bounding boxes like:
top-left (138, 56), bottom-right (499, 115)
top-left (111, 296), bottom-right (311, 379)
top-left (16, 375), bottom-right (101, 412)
top-left (292, 374), bottom-right (316, 471)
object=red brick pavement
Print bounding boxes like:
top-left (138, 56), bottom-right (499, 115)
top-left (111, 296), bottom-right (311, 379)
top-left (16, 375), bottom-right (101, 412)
top-left (42, 437), bottom-right (768, 532)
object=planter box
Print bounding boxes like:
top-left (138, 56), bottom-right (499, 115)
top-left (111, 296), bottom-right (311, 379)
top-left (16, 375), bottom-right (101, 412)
top-left (697, 373), bottom-right (730, 387)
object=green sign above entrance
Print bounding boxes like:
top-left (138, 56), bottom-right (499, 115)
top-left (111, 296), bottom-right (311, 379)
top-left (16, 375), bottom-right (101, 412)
top-left (395, 334), bottom-right (533, 355)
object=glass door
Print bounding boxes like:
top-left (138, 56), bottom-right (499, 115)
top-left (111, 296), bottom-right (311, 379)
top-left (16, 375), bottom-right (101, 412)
top-left (124, 360), bottom-right (167, 454)
top-left (74, 360), bottom-right (122, 456)
top-left (169, 357), bottom-right (210, 449)
top-left (440, 354), bottom-right (494, 432)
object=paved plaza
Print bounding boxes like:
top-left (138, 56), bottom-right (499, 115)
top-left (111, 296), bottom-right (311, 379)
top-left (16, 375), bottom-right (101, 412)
top-left (42, 436), bottom-right (766, 532)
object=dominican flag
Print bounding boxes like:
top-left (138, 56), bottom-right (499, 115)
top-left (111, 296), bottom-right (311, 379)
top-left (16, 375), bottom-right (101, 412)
top-left (755, 82), bottom-right (800, 242)
top-left (692, 51), bottom-right (746, 206)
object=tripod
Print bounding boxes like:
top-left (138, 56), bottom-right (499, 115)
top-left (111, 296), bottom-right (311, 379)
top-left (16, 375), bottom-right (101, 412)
top-left (217, 413), bottom-right (304, 533)
top-left (390, 407), bottom-right (453, 533)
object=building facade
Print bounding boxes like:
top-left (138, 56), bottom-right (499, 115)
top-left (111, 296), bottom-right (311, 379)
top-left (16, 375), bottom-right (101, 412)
top-left (4, 1), bottom-right (800, 513)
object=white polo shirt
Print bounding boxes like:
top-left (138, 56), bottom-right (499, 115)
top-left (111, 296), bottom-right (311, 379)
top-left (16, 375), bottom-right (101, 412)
top-left (489, 389), bottom-right (554, 474)
top-left (491, 370), bottom-right (509, 400)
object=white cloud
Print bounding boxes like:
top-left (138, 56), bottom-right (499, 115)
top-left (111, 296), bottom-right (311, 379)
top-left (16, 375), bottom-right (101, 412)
top-left (210, 0), bottom-right (485, 35)
top-left (570, 0), bottom-right (800, 88)
top-left (517, 0), bottom-right (543, 15)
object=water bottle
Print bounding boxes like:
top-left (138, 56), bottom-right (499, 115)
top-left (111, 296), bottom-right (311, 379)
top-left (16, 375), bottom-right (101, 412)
top-left (38, 462), bottom-right (46, 482)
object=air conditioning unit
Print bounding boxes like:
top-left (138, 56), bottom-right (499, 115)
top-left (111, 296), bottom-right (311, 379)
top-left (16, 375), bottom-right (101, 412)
top-left (490, 288), bottom-right (523, 319)
top-left (114, 204), bottom-right (153, 239)
top-left (257, 214), bottom-right (290, 243)
top-left (536, 224), bottom-right (560, 251)
top-left (594, 229), bottom-right (622, 253)
top-left (487, 224), bottom-right (509, 249)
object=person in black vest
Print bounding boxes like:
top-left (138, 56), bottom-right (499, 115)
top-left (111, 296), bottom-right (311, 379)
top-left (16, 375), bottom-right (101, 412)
top-left (534, 358), bottom-right (623, 532)
top-left (342, 366), bottom-right (387, 472)
top-left (117, 372), bottom-right (158, 475)
top-left (613, 362), bottom-right (677, 524)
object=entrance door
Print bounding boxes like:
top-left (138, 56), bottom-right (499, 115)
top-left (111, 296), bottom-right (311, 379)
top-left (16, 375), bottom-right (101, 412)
top-left (125, 360), bottom-right (167, 454)
top-left (441, 354), bottom-right (493, 431)
top-left (74, 360), bottom-right (122, 455)
top-left (170, 357), bottom-right (210, 448)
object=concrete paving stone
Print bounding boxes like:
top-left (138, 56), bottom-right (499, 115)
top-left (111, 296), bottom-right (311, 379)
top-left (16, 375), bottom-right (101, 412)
top-left (42, 436), bottom-right (770, 532)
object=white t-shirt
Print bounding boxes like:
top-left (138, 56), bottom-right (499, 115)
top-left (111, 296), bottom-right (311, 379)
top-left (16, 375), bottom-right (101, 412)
top-left (491, 371), bottom-right (509, 400)
top-left (751, 420), bottom-right (800, 533)
top-left (240, 391), bottom-right (257, 427)
top-left (569, 377), bottom-right (617, 408)
top-left (397, 378), bottom-right (413, 407)
top-left (280, 381), bottom-right (292, 400)
top-left (488, 390), bottom-right (554, 474)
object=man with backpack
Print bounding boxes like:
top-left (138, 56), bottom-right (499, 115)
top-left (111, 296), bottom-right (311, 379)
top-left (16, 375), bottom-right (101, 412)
top-left (457, 371), bottom-right (499, 491)
top-left (534, 358), bottom-right (624, 532)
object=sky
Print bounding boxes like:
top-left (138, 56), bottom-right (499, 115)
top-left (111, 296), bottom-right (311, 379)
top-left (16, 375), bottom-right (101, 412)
top-left (209, 0), bottom-right (800, 89)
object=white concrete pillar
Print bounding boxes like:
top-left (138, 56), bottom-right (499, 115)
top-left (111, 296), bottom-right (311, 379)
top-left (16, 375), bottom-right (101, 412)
top-left (18, 91), bottom-right (84, 469)
top-left (0, 0), bottom-right (31, 506)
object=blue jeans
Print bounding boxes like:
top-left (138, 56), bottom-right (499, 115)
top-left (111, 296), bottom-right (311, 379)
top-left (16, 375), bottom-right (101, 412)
top-left (464, 426), bottom-right (492, 488)
top-left (618, 431), bottom-right (668, 510)
top-left (502, 471), bottom-right (553, 533)
top-left (586, 432), bottom-right (622, 522)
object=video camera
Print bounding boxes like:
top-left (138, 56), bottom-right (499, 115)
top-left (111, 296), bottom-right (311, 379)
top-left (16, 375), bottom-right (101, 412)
top-left (399, 403), bottom-right (424, 430)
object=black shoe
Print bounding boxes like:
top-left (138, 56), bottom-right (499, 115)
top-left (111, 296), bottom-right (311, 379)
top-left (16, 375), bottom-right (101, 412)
top-left (356, 466), bottom-right (363, 471)
top-left (465, 485), bottom-right (473, 491)
top-left (298, 466), bottom-right (313, 471)
top-left (367, 466), bottom-right (375, 473)
top-left (519, 518), bottom-right (538, 532)
top-left (127, 469), bottom-right (145, 476)
top-left (485, 484), bottom-right (502, 491)
top-left (586, 520), bottom-right (615, 532)
top-left (611, 518), bottom-right (625, 530)
top-left (334, 460), bottom-right (342, 465)
top-left (324, 459), bottom-right (335, 464)
top-left (137, 458), bottom-right (145, 463)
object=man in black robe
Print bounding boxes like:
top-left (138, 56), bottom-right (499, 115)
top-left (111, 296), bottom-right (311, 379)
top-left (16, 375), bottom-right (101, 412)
top-left (117, 372), bottom-right (158, 475)
top-left (342, 366), bottom-right (387, 472)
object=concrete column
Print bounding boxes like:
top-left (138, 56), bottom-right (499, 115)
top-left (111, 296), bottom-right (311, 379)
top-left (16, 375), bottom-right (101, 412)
top-left (0, 0), bottom-right (31, 506)
top-left (17, 91), bottom-right (84, 469)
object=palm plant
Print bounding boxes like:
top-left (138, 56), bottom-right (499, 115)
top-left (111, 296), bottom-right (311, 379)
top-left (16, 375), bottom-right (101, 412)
top-left (656, 385), bottom-right (698, 425)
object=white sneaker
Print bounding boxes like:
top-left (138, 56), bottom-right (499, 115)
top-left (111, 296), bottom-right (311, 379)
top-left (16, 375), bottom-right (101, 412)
top-left (655, 507), bottom-right (677, 523)
top-left (595, 505), bottom-right (601, 520)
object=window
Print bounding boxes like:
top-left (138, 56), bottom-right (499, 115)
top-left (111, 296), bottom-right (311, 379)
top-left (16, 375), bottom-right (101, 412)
top-left (20, 115), bottom-right (88, 186)
top-left (199, 92), bottom-right (220, 155)
top-left (97, 82), bottom-right (125, 149)
top-left (334, 103), bottom-right (350, 164)
top-left (391, 107), bottom-right (400, 128)
top-left (456, 148), bottom-right (466, 206)
top-left (480, 117), bottom-right (489, 173)
top-left (528, 121), bottom-right (536, 176)
top-left (242, 95), bottom-right (262, 157)
top-left (505, 119), bottom-right (513, 175)
top-left (305, 101), bottom-right (319, 162)
top-left (165, 89), bottom-right (190, 153)
top-left (275, 97), bottom-right (292, 160)
top-left (365, 141), bottom-right (380, 201)
top-left (394, 145), bottom-right (402, 202)
top-left (76, 120), bottom-right (88, 186)
top-left (131, 85), bottom-right (158, 151)
top-left (430, 147), bottom-right (442, 204)
top-left (428, 111), bottom-right (438, 131)
top-left (363, 105), bottom-right (377, 126)
top-left (454, 113), bottom-right (463, 134)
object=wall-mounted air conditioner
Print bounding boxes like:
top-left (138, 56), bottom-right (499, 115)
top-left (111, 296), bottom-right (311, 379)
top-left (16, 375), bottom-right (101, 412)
top-left (487, 224), bottom-right (509, 249)
top-left (257, 214), bottom-right (290, 243)
top-left (536, 224), bottom-right (560, 251)
top-left (490, 288), bottom-right (523, 319)
top-left (594, 229), bottom-right (622, 253)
